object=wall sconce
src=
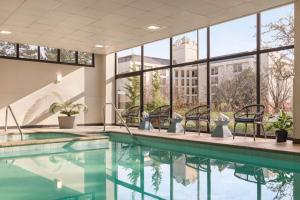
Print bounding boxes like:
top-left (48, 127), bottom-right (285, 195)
top-left (56, 73), bottom-right (62, 83)
top-left (55, 179), bottom-right (63, 189)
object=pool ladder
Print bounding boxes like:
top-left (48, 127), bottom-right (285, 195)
top-left (103, 103), bottom-right (133, 136)
top-left (4, 105), bottom-right (24, 139)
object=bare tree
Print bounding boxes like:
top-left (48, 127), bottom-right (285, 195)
top-left (262, 14), bottom-right (294, 48)
top-left (262, 52), bottom-right (294, 113)
top-left (262, 13), bottom-right (294, 113)
top-left (212, 68), bottom-right (256, 112)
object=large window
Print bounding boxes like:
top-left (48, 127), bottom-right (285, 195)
top-left (0, 41), bottom-right (16, 57)
top-left (261, 4), bottom-right (294, 49)
top-left (210, 56), bottom-right (257, 131)
top-left (19, 44), bottom-right (38, 59)
top-left (116, 76), bottom-right (140, 125)
top-left (60, 49), bottom-right (76, 63)
top-left (40, 46), bottom-right (57, 61)
top-left (144, 39), bottom-right (170, 69)
top-left (198, 28), bottom-right (207, 59)
top-left (117, 46), bottom-right (141, 74)
top-left (172, 31), bottom-right (198, 64)
top-left (210, 15), bottom-right (256, 57)
top-left (143, 69), bottom-right (170, 112)
top-left (78, 52), bottom-right (93, 65)
top-left (261, 50), bottom-right (294, 133)
top-left (172, 64), bottom-right (207, 114)
top-left (173, 64), bottom-right (207, 130)
top-left (115, 3), bottom-right (294, 136)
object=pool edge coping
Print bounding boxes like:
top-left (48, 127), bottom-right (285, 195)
top-left (106, 129), bottom-right (300, 156)
top-left (0, 132), bottom-right (108, 148)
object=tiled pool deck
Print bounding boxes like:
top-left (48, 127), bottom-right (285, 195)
top-left (1, 126), bottom-right (300, 155)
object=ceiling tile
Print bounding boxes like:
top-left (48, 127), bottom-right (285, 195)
top-left (0, 0), bottom-right (293, 54)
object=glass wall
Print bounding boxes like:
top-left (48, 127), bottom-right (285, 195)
top-left (143, 69), bottom-right (170, 112)
top-left (116, 76), bottom-right (141, 125)
top-left (198, 28), bottom-right (207, 59)
top-left (172, 64), bottom-right (207, 130)
top-left (117, 46), bottom-right (141, 74)
top-left (210, 15), bottom-right (256, 57)
top-left (115, 3), bottom-right (294, 136)
top-left (210, 56), bottom-right (257, 131)
top-left (144, 39), bottom-right (170, 69)
top-left (261, 50), bottom-right (294, 133)
top-left (172, 31), bottom-right (198, 64)
top-left (261, 4), bottom-right (294, 49)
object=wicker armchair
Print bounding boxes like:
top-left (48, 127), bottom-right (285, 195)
top-left (184, 105), bottom-right (210, 134)
top-left (185, 155), bottom-right (209, 172)
top-left (121, 106), bottom-right (140, 125)
top-left (149, 105), bottom-right (171, 131)
top-left (233, 104), bottom-right (265, 140)
top-left (234, 163), bottom-right (266, 184)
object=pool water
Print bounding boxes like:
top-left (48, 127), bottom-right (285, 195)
top-left (0, 132), bottom-right (79, 142)
top-left (0, 133), bottom-right (299, 200)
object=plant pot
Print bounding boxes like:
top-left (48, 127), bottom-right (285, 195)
top-left (275, 129), bottom-right (288, 142)
top-left (58, 116), bottom-right (76, 129)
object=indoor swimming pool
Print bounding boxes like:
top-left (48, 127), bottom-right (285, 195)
top-left (0, 132), bottom-right (299, 200)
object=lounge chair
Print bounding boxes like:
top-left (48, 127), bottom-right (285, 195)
top-left (233, 104), bottom-right (266, 140)
top-left (184, 105), bottom-right (210, 134)
top-left (121, 106), bottom-right (140, 125)
top-left (149, 105), bottom-right (171, 131)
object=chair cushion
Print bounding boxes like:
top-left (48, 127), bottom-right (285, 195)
top-left (235, 117), bottom-right (255, 123)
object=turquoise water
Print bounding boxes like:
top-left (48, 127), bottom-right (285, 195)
top-left (0, 133), bottom-right (299, 200)
top-left (0, 132), bottom-right (78, 142)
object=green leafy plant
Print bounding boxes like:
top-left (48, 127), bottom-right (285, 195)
top-left (267, 110), bottom-right (293, 131)
top-left (49, 101), bottom-right (88, 117)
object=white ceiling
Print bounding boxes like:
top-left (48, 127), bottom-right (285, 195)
top-left (0, 0), bottom-right (293, 54)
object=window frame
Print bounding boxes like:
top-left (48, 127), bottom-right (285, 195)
top-left (114, 3), bottom-right (295, 137)
top-left (0, 41), bottom-right (94, 67)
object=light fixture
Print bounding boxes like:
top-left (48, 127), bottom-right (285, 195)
top-left (95, 44), bottom-right (104, 48)
top-left (56, 73), bottom-right (62, 83)
top-left (0, 30), bottom-right (11, 35)
top-left (146, 25), bottom-right (162, 30)
top-left (55, 179), bottom-right (63, 189)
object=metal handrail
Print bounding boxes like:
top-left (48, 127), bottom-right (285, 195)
top-left (5, 105), bottom-right (23, 140)
top-left (103, 103), bottom-right (133, 136)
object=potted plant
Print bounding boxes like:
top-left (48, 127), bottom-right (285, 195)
top-left (49, 101), bottom-right (88, 129)
top-left (268, 110), bottom-right (293, 142)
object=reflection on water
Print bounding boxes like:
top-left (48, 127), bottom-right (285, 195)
top-left (0, 140), bottom-right (298, 200)
top-left (115, 143), bottom-right (297, 200)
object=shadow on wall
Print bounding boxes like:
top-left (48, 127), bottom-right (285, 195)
top-left (0, 57), bottom-right (104, 127)
top-left (22, 92), bottom-right (84, 125)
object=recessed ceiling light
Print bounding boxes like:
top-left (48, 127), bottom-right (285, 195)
top-left (95, 44), bottom-right (104, 48)
top-left (146, 25), bottom-right (162, 30)
top-left (95, 44), bottom-right (110, 48)
top-left (0, 30), bottom-right (11, 35)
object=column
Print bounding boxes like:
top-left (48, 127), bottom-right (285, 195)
top-left (293, 0), bottom-right (300, 143)
top-left (105, 53), bottom-right (116, 125)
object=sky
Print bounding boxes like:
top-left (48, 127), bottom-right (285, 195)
top-left (117, 4), bottom-right (294, 61)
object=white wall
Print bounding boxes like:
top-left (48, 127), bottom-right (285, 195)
top-left (0, 54), bottom-right (106, 127)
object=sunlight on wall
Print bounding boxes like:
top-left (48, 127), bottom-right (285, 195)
top-left (0, 55), bottom-right (105, 127)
